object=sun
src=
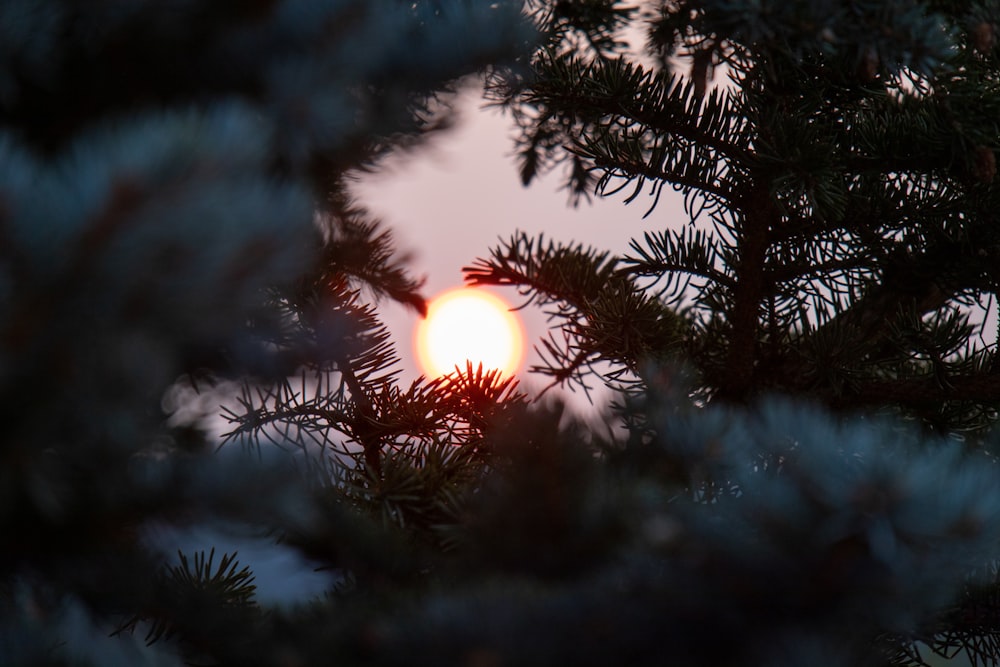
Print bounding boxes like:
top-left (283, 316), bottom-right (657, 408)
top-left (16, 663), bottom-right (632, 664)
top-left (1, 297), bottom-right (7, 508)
top-left (415, 287), bottom-right (525, 379)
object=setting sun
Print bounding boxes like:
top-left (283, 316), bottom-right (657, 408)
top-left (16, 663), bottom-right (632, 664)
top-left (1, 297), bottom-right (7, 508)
top-left (415, 287), bottom-right (524, 379)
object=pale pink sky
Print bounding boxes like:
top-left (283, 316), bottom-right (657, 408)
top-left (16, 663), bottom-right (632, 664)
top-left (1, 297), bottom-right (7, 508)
top-left (350, 81), bottom-right (686, 410)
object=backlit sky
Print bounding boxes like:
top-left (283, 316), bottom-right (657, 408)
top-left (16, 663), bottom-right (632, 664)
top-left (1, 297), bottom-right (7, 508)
top-left (351, 79), bottom-right (687, 411)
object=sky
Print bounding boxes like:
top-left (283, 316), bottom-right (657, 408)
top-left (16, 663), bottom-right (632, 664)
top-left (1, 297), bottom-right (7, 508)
top-left (350, 78), bottom-right (688, 413)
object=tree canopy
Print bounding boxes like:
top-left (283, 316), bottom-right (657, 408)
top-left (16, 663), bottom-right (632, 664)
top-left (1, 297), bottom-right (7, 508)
top-left (478, 0), bottom-right (1000, 434)
top-left (4, 1), bottom-right (1000, 667)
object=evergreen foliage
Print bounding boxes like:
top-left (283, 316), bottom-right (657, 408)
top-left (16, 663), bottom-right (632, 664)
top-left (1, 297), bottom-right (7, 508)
top-left (472, 0), bottom-right (1000, 664)
top-left (7, 1), bottom-right (1000, 667)
top-left (0, 1), bottom-right (532, 665)
top-left (482, 0), bottom-right (1000, 433)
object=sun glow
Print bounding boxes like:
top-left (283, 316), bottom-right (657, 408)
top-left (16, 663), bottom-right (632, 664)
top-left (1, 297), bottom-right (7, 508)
top-left (415, 287), bottom-right (524, 379)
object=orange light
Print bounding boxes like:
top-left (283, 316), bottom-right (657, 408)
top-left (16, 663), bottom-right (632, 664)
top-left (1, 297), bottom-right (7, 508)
top-left (415, 287), bottom-right (524, 379)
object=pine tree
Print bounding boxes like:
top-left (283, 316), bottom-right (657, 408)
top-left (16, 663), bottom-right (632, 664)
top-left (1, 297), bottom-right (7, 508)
top-left (0, 2), bottom-right (532, 665)
top-left (9, 1), bottom-right (1000, 667)
top-left (222, 1), bottom-right (1000, 665)
top-left (479, 0), bottom-right (1000, 433)
top-left (456, 0), bottom-right (1000, 665)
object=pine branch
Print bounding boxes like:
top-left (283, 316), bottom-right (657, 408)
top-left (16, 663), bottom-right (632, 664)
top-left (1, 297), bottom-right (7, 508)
top-left (623, 227), bottom-right (736, 295)
top-left (518, 51), bottom-right (749, 209)
top-left (465, 232), bottom-right (688, 391)
top-left (115, 549), bottom-right (258, 655)
top-left (316, 188), bottom-right (427, 316)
